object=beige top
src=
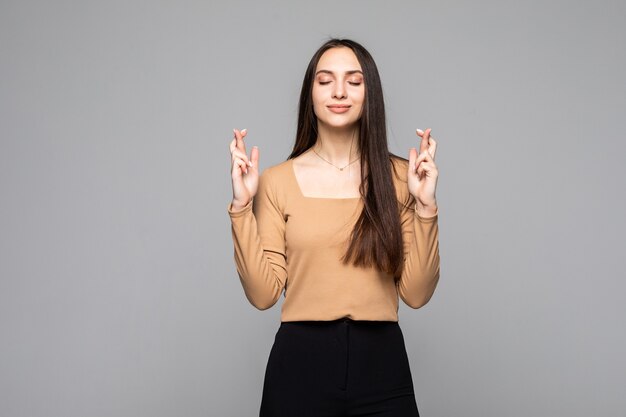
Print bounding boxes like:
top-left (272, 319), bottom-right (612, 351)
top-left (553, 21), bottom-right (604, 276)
top-left (227, 156), bottom-right (440, 322)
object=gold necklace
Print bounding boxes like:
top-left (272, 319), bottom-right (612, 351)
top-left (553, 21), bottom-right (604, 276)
top-left (312, 148), bottom-right (360, 171)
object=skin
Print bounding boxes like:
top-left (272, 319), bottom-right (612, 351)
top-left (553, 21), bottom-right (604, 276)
top-left (229, 48), bottom-right (439, 217)
top-left (293, 46), bottom-right (365, 198)
top-left (311, 47), bottom-right (365, 143)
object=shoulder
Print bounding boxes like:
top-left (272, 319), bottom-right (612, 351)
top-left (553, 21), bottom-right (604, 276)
top-left (389, 154), bottom-right (409, 182)
top-left (255, 159), bottom-right (293, 208)
top-left (259, 159), bottom-right (292, 185)
top-left (388, 154), bottom-right (414, 207)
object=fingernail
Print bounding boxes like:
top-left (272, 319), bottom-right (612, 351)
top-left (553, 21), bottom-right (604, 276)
top-left (248, 161), bottom-right (252, 166)
top-left (416, 128), bottom-right (424, 134)
top-left (233, 128), bottom-right (237, 134)
top-left (241, 128), bottom-right (247, 133)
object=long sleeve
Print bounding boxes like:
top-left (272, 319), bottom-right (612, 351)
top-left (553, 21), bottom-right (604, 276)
top-left (396, 192), bottom-right (441, 309)
top-left (227, 168), bottom-right (287, 310)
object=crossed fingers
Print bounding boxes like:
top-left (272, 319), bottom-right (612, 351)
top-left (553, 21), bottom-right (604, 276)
top-left (417, 128), bottom-right (437, 160)
top-left (230, 128), bottom-right (253, 174)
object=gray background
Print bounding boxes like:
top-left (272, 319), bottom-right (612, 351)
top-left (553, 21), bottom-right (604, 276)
top-left (1, 0), bottom-right (624, 416)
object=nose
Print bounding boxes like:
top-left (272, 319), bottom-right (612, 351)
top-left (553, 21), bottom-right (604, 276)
top-left (332, 82), bottom-right (347, 100)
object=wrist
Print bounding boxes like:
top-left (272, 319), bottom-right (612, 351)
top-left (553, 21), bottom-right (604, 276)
top-left (230, 198), bottom-right (251, 212)
top-left (415, 200), bottom-right (438, 217)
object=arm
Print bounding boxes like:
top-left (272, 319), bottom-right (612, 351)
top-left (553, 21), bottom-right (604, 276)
top-left (227, 168), bottom-right (287, 310)
top-left (396, 194), bottom-right (441, 309)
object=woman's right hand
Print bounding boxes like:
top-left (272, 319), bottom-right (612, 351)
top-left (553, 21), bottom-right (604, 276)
top-left (229, 128), bottom-right (259, 210)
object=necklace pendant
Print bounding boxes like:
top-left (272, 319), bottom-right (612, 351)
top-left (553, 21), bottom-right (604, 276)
top-left (340, 167), bottom-right (344, 171)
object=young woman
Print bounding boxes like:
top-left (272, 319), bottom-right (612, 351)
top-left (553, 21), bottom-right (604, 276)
top-left (227, 38), bottom-right (440, 417)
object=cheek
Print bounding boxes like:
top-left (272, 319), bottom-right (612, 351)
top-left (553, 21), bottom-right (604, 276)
top-left (354, 97), bottom-right (365, 111)
top-left (355, 92), bottom-right (365, 115)
top-left (311, 88), bottom-right (324, 106)
top-left (353, 88), bottom-right (365, 105)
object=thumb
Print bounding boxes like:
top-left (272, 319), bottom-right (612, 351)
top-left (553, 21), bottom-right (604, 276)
top-left (250, 146), bottom-right (259, 168)
top-left (408, 147), bottom-right (417, 173)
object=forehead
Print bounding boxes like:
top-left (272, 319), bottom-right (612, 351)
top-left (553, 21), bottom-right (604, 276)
top-left (315, 47), bottom-right (362, 72)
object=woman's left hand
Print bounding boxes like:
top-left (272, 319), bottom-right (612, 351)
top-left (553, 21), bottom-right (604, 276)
top-left (408, 128), bottom-right (438, 213)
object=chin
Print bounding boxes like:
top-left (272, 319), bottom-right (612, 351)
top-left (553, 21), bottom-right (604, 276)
top-left (319, 118), bottom-right (360, 130)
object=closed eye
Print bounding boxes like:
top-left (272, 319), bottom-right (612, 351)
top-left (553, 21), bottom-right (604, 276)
top-left (318, 81), bottom-right (362, 86)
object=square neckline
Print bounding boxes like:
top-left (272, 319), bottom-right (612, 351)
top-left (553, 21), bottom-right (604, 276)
top-left (288, 158), bottom-right (362, 201)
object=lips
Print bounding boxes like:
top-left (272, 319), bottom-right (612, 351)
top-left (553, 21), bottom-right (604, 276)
top-left (327, 104), bottom-right (351, 113)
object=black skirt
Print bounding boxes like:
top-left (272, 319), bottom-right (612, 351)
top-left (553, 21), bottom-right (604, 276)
top-left (259, 318), bottom-right (420, 417)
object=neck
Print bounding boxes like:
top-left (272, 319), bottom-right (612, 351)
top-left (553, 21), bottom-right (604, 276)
top-left (313, 123), bottom-right (361, 165)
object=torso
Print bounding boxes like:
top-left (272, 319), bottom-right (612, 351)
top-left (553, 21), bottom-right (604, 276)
top-left (291, 151), bottom-right (362, 199)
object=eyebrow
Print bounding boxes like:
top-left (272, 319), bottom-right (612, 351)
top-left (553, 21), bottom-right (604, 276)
top-left (315, 69), bottom-right (363, 76)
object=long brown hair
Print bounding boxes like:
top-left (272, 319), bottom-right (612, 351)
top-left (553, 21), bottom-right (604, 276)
top-left (287, 38), bottom-right (407, 280)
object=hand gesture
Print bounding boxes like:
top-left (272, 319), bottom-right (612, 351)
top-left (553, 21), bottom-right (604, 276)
top-left (229, 128), bottom-right (259, 209)
top-left (407, 128), bottom-right (438, 211)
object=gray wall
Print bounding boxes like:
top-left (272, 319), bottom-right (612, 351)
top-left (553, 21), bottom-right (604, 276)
top-left (1, 0), bottom-right (624, 416)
